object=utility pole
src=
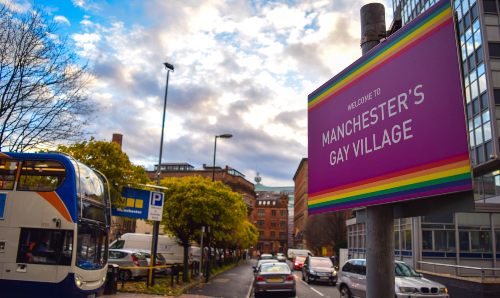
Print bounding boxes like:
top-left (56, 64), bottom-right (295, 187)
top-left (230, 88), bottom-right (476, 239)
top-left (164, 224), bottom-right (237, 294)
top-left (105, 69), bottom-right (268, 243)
top-left (360, 4), bottom-right (395, 298)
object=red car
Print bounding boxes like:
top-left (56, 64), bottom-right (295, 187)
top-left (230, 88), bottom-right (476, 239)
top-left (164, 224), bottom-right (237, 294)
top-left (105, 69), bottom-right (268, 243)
top-left (292, 255), bottom-right (306, 270)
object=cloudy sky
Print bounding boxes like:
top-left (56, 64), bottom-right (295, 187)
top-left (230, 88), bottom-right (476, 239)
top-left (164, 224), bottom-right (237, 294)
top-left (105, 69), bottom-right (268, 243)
top-left (8, 0), bottom-right (393, 186)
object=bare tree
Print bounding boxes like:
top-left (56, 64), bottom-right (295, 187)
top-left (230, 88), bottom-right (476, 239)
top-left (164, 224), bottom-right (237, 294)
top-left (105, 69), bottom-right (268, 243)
top-left (0, 4), bottom-right (92, 151)
top-left (304, 211), bottom-right (349, 255)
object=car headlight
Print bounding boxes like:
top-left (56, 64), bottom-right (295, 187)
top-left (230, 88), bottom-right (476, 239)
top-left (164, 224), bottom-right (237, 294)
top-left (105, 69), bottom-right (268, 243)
top-left (102, 275), bottom-right (106, 284)
top-left (332, 269), bottom-right (337, 276)
top-left (74, 274), bottom-right (85, 288)
top-left (309, 270), bottom-right (315, 275)
top-left (398, 287), bottom-right (418, 294)
top-left (439, 287), bottom-right (448, 294)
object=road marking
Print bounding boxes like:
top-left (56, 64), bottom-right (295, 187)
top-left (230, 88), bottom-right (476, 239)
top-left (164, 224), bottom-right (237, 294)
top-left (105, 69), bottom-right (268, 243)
top-left (297, 276), bottom-right (326, 297)
top-left (246, 277), bottom-right (254, 298)
top-left (310, 287), bottom-right (325, 296)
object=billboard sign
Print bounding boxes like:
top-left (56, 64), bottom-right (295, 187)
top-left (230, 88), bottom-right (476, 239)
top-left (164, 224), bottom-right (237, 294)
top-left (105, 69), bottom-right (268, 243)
top-left (112, 187), bottom-right (164, 221)
top-left (308, 0), bottom-right (472, 215)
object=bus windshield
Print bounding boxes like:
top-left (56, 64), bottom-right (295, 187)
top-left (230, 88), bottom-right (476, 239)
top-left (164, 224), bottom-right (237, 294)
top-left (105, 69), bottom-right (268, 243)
top-left (76, 223), bottom-right (107, 270)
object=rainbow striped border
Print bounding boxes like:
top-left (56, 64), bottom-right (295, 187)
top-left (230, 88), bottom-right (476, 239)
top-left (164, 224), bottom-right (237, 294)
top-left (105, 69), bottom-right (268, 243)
top-left (308, 0), bottom-right (453, 111)
top-left (308, 154), bottom-right (472, 214)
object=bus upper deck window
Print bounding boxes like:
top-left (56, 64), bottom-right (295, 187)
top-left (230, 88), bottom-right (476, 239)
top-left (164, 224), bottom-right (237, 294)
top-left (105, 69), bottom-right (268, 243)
top-left (0, 159), bottom-right (18, 190)
top-left (18, 160), bottom-right (66, 191)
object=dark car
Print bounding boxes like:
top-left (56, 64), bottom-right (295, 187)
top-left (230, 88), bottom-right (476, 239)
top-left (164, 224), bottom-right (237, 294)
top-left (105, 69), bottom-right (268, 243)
top-left (253, 262), bottom-right (296, 297)
top-left (302, 256), bottom-right (337, 285)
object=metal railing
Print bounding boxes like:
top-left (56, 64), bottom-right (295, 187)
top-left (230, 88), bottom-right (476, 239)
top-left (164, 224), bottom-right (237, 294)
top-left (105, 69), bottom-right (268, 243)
top-left (418, 261), bottom-right (500, 281)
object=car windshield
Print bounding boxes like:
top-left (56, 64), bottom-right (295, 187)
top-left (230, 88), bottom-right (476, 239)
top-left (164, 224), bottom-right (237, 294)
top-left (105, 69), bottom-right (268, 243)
top-left (260, 263), bottom-right (290, 274)
top-left (311, 258), bottom-right (333, 267)
top-left (260, 254), bottom-right (273, 259)
top-left (395, 262), bottom-right (421, 277)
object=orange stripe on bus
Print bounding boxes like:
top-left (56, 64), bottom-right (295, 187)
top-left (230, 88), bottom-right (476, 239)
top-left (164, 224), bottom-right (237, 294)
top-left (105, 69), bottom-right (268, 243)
top-left (37, 192), bottom-right (73, 223)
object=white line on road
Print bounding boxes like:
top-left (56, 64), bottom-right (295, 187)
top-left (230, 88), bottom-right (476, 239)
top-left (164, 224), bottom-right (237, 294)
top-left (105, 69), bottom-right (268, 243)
top-left (246, 277), bottom-right (254, 298)
top-left (296, 276), bottom-right (326, 297)
top-left (310, 287), bottom-right (324, 296)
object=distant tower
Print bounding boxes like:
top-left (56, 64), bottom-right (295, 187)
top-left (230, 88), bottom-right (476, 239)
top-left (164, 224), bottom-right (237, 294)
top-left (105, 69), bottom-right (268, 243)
top-left (254, 172), bottom-right (262, 185)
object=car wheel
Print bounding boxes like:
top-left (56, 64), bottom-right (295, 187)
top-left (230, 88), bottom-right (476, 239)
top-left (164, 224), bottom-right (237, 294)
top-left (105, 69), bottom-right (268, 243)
top-left (340, 285), bottom-right (352, 298)
top-left (305, 273), bottom-right (311, 284)
top-left (301, 272), bottom-right (305, 281)
top-left (289, 290), bottom-right (296, 297)
top-left (119, 269), bottom-right (132, 281)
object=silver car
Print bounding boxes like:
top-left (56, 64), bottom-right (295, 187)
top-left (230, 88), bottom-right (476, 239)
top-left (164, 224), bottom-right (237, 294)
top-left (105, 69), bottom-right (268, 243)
top-left (108, 249), bottom-right (149, 281)
top-left (253, 262), bottom-right (296, 297)
top-left (337, 259), bottom-right (449, 298)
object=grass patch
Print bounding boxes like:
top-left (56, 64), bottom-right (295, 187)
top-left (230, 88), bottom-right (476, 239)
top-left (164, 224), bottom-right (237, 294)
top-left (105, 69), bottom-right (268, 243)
top-left (117, 274), bottom-right (193, 296)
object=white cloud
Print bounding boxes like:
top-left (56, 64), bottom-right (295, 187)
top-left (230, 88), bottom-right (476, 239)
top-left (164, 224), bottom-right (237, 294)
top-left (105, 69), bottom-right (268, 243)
top-left (54, 15), bottom-right (70, 26)
top-left (65, 0), bottom-right (393, 185)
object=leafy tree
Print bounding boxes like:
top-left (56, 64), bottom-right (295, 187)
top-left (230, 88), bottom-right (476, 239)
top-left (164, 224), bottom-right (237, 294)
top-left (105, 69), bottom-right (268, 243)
top-left (159, 176), bottom-right (249, 282)
top-left (0, 4), bottom-right (92, 151)
top-left (57, 138), bottom-right (149, 203)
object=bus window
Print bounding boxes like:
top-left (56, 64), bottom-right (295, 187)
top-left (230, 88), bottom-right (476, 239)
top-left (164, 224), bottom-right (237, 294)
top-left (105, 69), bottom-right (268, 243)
top-left (17, 160), bottom-right (65, 191)
top-left (76, 223), bottom-right (107, 270)
top-left (0, 159), bottom-right (18, 190)
top-left (16, 228), bottom-right (73, 265)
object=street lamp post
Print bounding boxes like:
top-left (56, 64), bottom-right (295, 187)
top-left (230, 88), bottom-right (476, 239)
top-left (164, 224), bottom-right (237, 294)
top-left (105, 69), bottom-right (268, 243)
top-left (212, 134), bottom-right (232, 182)
top-left (149, 62), bottom-right (174, 286)
top-left (205, 133), bottom-right (232, 282)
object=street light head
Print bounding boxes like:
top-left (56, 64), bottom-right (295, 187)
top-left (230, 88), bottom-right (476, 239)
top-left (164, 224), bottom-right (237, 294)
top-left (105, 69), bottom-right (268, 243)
top-left (218, 133), bottom-right (233, 139)
top-left (164, 62), bottom-right (174, 71)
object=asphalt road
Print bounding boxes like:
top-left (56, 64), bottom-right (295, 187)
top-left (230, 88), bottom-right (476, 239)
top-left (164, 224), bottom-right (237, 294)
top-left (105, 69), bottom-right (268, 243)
top-left (187, 259), bottom-right (340, 298)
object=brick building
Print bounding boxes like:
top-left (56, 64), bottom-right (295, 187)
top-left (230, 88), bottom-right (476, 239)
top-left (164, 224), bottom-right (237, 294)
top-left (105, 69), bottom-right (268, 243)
top-left (251, 179), bottom-right (290, 255)
top-left (293, 158), bottom-right (308, 248)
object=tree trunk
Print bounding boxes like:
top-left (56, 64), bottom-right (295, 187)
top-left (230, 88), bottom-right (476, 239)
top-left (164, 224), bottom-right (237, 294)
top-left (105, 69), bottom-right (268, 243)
top-left (183, 243), bottom-right (189, 282)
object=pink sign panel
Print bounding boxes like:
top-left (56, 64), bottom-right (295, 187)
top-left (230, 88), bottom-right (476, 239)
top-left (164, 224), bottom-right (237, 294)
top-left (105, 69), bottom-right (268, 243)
top-left (307, 0), bottom-right (472, 214)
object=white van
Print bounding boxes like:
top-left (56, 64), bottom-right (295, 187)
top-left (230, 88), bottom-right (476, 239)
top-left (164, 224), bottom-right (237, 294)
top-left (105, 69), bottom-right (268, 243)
top-left (287, 248), bottom-right (312, 260)
top-left (109, 233), bottom-right (200, 264)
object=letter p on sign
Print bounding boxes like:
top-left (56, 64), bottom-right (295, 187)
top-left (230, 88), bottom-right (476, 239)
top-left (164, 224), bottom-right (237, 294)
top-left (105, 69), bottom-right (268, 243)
top-left (151, 192), bottom-right (164, 207)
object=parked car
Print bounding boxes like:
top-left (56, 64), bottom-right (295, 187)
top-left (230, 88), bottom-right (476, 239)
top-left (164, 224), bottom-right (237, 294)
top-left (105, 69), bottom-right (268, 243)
top-left (135, 249), bottom-right (169, 274)
top-left (336, 259), bottom-right (449, 298)
top-left (302, 256), bottom-right (337, 285)
top-left (292, 255), bottom-right (306, 270)
top-left (108, 249), bottom-right (149, 281)
top-left (253, 262), bottom-right (296, 297)
top-left (276, 253), bottom-right (287, 262)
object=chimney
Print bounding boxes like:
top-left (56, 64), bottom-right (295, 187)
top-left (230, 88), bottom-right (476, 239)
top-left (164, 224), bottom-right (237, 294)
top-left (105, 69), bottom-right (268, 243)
top-left (112, 133), bottom-right (123, 149)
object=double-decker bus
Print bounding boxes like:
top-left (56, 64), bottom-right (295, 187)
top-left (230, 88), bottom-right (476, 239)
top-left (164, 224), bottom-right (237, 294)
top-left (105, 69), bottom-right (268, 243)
top-left (0, 152), bottom-right (111, 298)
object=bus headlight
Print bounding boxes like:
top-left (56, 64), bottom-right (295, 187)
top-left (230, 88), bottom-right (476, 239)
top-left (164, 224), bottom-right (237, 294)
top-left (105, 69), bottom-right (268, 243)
top-left (102, 275), bottom-right (106, 284)
top-left (75, 274), bottom-right (85, 288)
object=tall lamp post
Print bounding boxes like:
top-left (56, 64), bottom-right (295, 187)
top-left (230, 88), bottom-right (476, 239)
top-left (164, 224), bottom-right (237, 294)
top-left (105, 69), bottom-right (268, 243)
top-left (205, 133), bottom-right (232, 282)
top-left (150, 61), bottom-right (174, 286)
top-left (212, 134), bottom-right (232, 181)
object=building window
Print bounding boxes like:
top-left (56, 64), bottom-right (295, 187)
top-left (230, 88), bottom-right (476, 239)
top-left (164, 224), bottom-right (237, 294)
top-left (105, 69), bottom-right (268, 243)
top-left (257, 220), bottom-right (264, 227)
top-left (258, 209), bottom-right (265, 217)
top-left (280, 210), bottom-right (286, 217)
top-left (271, 231), bottom-right (276, 239)
top-left (403, 230), bottom-right (412, 250)
top-left (271, 210), bottom-right (277, 216)
top-left (459, 231), bottom-right (470, 251)
top-left (271, 221), bottom-right (277, 228)
top-left (484, 0), bottom-right (498, 13)
top-left (422, 230), bottom-right (433, 250)
top-left (470, 230), bottom-right (491, 252)
top-left (280, 221), bottom-right (286, 228)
